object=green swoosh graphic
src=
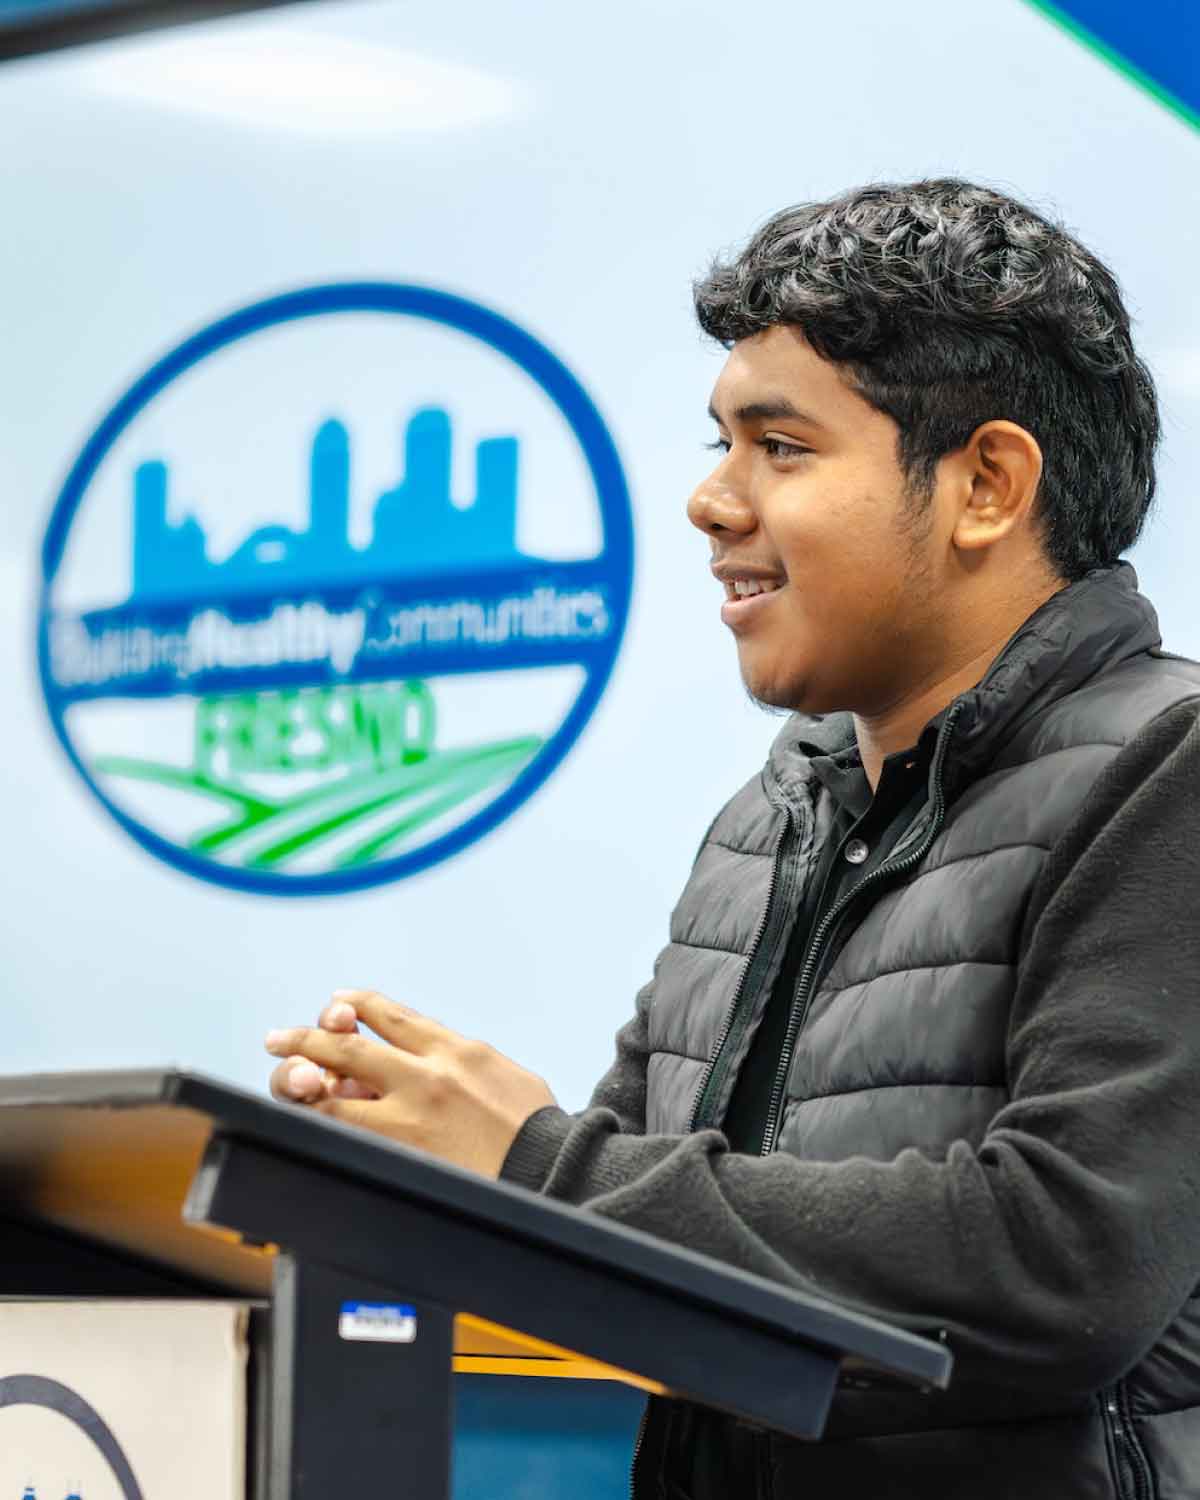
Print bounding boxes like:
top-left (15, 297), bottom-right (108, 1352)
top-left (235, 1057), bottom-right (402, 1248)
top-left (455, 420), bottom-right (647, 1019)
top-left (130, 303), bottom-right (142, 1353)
top-left (93, 735), bottom-right (543, 870)
top-left (246, 740), bottom-right (540, 868)
top-left (337, 763), bottom-right (528, 867)
top-left (194, 757), bottom-right (471, 855)
top-left (91, 757), bottom-right (275, 815)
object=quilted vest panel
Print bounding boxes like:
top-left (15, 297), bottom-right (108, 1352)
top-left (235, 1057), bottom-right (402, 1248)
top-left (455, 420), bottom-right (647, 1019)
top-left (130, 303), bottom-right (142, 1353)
top-left (640, 568), bottom-right (1200, 1498)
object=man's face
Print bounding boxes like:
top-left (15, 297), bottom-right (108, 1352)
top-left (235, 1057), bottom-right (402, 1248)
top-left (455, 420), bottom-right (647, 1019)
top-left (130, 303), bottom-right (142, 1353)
top-left (691, 325), bottom-right (945, 716)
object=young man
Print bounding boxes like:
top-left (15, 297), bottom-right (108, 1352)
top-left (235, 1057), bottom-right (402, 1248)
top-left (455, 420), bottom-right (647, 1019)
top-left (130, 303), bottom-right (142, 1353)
top-left (266, 179), bottom-right (1200, 1498)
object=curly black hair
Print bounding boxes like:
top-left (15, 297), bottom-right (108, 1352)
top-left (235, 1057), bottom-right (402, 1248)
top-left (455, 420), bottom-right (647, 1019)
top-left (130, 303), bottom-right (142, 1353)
top-left (693, 179), bottom-right (1159, 580)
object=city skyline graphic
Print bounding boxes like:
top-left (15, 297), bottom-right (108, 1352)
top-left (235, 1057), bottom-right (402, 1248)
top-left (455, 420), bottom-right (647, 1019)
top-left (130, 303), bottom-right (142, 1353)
top-left (89, 406), bottom-right (558, 877)
top-left (130, 406), bottom-right (530, 604)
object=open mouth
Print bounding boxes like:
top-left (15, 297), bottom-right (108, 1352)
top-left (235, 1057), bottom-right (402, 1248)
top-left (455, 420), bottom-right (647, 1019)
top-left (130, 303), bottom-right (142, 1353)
top-left (724, 577), bottom-right (785, 602)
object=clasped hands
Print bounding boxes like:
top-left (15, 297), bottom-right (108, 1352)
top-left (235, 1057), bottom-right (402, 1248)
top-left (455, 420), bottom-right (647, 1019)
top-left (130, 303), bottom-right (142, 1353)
top-left (265, 989), bottom-right (556, 1178)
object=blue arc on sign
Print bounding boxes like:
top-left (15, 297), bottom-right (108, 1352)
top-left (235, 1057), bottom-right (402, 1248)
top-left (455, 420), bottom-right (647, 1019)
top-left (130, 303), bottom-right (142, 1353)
top-left (0, 1374), bottom-right (144, 1499)
top-left (38, 284), bottom-right (634, 896)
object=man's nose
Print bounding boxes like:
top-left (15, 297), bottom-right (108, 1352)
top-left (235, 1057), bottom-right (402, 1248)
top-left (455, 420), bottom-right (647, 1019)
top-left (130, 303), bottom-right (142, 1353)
top-left (687, 467), bottom-right (756, 538)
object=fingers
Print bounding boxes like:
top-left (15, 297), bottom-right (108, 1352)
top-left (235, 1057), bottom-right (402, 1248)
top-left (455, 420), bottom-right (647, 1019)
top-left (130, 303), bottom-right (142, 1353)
top-left (320, 1000), bottom-right (359, 1033)
top-left (313, 1094), bottom-right (379, 1131)
top-left (333, 988), bottom-right (448, 1054)
top-left (330, 1072), bottom-right (378, 1101)
top-left (316, 1001), bottom-right (377, 1097)
top-left (269, 1056), bottom-right (326, 1104)
top-left (264, 1026), bottom-right (406, 1092)
top-left (266, 989), bottom-right (440, 1112)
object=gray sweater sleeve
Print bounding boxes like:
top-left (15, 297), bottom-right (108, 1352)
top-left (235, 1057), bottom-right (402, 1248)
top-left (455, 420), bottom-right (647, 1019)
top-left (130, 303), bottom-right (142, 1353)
top-left (501, 699), bottom-right (1200, 1397)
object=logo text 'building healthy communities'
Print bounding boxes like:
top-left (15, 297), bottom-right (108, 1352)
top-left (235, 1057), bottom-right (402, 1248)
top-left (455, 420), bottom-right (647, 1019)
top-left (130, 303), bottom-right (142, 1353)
top-left (38, 286), bottom-right (633, 894)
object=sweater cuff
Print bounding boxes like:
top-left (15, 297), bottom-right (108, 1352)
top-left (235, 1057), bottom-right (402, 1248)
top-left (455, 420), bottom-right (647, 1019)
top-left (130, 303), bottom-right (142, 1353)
top-left (500, 1105), bottom-right (572, 1192)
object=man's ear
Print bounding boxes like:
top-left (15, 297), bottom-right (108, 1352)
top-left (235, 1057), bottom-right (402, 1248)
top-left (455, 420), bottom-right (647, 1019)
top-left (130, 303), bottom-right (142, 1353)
top-left (951, 421), bottom-right (1043, 553)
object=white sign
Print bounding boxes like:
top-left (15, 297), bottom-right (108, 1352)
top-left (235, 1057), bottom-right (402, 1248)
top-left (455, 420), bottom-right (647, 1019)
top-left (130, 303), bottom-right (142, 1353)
top-left (0, 1301), bottom-right (247, 1500)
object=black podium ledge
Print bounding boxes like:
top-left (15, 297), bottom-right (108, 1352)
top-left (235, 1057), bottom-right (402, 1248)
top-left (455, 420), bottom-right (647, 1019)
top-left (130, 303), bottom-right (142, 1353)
top-left (0, 1068), bottom-right (951, 1443)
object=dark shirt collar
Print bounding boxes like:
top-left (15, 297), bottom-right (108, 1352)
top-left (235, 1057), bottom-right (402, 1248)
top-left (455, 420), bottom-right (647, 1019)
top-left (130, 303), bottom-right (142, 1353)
top-left (803, 738), bottom-right (931, 823)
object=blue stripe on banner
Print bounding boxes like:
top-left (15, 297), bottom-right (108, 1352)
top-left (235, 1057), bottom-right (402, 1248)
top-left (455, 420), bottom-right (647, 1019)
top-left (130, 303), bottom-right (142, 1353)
top-left (1040, 0), bottom-right (1200, 123)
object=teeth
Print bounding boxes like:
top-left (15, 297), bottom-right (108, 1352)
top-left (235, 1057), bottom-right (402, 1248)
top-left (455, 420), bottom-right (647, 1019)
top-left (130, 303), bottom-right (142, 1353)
top-left (730, 578), bottom-right (782, 598)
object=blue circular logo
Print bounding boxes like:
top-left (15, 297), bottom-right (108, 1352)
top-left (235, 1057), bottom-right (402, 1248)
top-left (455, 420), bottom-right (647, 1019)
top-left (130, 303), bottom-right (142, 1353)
top-left (38, 285), bottom-right (633, 895)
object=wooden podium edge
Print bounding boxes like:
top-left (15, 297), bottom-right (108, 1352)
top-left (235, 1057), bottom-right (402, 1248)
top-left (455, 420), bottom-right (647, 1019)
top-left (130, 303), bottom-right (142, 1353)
top-left (0, 1094), bottom-right (663, 1392)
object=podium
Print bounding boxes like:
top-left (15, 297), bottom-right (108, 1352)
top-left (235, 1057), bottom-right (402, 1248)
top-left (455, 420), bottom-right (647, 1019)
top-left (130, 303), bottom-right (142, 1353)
top-left (0, 1069), bottom-right (951, 1496)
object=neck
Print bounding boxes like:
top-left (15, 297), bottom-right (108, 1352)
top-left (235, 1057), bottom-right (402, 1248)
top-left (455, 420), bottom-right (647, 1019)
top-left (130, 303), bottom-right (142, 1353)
top-left (853, 578), bottom-right (1065, 789)
top-left (852, 643), bottom-right (998, 789)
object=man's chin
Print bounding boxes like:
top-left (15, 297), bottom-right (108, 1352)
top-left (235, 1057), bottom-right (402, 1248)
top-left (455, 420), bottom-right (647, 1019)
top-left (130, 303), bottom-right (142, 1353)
top-left (737, 662), bottom-right (806, 716)
top-left (745, 687), bottom-right (795, 717)
top-left (737, 657), bottom-right (843, 718)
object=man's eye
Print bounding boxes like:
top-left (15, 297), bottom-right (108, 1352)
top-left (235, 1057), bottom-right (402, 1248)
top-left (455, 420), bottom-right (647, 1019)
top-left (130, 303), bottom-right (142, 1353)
top-left (759, 437), bottom-right (810, 460)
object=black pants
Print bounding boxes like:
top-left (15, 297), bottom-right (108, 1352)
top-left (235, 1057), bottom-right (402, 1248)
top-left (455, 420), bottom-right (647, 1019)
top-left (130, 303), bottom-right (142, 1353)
top-left (642, 1400), bottom-right (773, 1500)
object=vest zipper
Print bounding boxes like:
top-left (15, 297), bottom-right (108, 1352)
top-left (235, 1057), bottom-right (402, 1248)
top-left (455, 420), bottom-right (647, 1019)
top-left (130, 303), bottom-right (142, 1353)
top-left (688, 807), bottom-right (800, 1132)
top-left (628, 1405), bottom-right (647, 1500)
top-left (759, 704), bottom-right (963, 1157)
top-left (1101, 1382), bottom-right (1153, 1500)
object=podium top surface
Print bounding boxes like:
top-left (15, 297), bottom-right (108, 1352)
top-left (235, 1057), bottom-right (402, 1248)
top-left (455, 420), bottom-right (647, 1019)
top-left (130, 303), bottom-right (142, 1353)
top-left (0, 1067), bottom-right (952, 1396)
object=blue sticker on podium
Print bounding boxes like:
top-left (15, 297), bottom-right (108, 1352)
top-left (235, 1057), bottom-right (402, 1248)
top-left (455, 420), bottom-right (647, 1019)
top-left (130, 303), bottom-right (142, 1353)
top-left (338, 1301), bottom-right (418, 1343)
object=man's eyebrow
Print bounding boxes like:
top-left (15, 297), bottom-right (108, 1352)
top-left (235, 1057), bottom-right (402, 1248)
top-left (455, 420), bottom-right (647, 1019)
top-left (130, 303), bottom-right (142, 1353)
top-left (707, 396), bottom-right (825, 428)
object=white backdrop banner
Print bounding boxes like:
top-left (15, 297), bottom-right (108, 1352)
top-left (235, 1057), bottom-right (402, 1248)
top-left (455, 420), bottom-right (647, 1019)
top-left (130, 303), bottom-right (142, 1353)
top-left (0, 0), bottom-right (1197, 1108)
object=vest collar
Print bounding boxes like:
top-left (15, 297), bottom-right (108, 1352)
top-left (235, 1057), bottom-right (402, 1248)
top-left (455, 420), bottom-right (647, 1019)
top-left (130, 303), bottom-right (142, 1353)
top-left (768, 563), bottom-right (1161, 801)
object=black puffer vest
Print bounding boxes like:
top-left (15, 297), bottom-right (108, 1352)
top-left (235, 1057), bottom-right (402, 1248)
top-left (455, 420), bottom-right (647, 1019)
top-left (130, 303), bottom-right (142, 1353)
top-left (642, 566), bottom-right (1200, 1499)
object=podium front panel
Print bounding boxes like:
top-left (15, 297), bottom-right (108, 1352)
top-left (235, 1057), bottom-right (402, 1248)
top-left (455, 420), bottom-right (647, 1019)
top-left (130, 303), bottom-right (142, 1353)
top-left (0, 1068), bottom-right (952, 1444)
